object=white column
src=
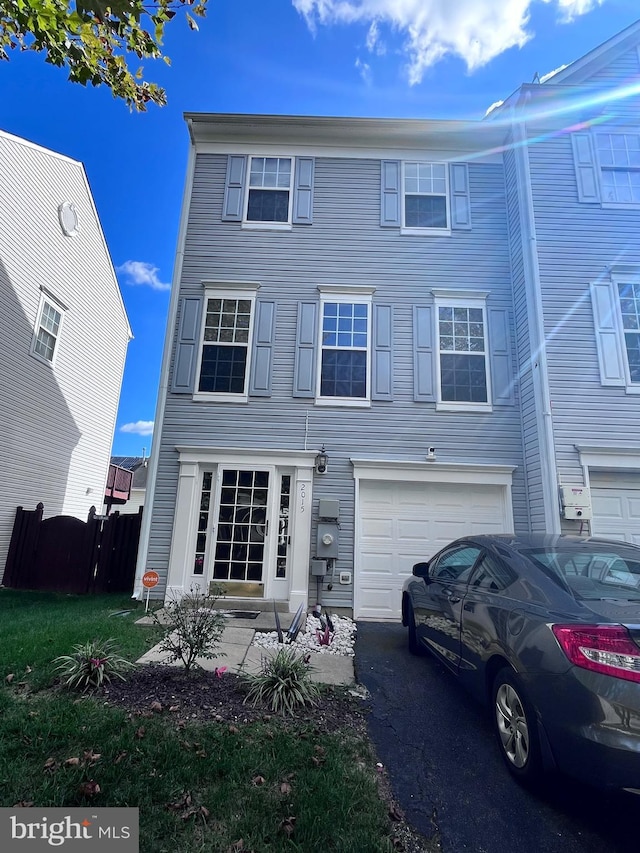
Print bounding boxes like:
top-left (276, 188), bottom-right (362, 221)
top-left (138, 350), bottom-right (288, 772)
top-left (288, 467), bottom-right (314, 613)
top-left (165, 460), bottom-right (200, 601)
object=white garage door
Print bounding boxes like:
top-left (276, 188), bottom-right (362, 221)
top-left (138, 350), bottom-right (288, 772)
top-left (355, 479), bottom-right (511, 620)
top-left (591, 472), bottom-right (640, 546)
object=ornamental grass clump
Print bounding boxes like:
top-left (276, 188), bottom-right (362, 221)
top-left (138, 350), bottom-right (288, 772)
top-left (53, 639), bottom-right (135, 693)
top-left (151, 587), bottom-right (225, 672)
top-left (243, 646), bottom-right (320, 716)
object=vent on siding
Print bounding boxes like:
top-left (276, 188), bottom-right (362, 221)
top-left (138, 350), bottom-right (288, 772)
top-left (58, 202), bottom-right (79, 236)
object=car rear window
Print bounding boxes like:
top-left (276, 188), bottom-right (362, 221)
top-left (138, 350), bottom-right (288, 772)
top-left (521, 545), bottom-right (640, 601)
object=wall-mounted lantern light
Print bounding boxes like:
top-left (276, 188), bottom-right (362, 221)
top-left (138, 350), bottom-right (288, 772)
top-left (315, 445), bottom-right (328, 475)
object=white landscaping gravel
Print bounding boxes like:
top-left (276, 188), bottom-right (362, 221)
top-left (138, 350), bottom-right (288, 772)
top-left (251, 614), bottom-right (357, 657)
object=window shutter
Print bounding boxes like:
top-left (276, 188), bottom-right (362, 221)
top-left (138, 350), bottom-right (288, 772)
top-left (293, 158), bottom-right (314, 224)
top-left (249, 300), bottom-right (276, 396)
top-left (381, 160), bottom-right (401, 226)
top-left (413, 306), bottom-right (435, 402)
top-left (449, 163), bottom-right (472, 230)
top-left (171, 297), bottom-right (202, 393)
top-left (590, 281), bottom-right (626, 385)
top-left (222, 155), bottom-right (247, 221)
top-left (488, 308), bottom-right (515, 405)
top-left (293, 302), bottom-right (318, 397)
top-left (372, 304), bottom-right (393, 401)
top-left (572, 133), bottom-right (601, 203)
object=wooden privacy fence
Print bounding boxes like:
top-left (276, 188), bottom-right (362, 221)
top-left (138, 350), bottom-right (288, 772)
top-left (3, 504), bottom-right (143, 594)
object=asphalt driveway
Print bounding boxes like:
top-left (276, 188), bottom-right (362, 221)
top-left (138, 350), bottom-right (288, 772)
top-left (355, 621), bottom-right (640, 853)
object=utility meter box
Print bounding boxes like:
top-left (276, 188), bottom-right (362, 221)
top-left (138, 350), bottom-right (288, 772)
top-left (318, 499), bottom-right (340, 520)
top-left (560, 485), bottom-right (593, 520)
top-left (316, 523), bottom-right (339, 558)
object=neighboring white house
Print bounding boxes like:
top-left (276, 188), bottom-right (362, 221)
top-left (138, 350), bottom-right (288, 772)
top-left (0, 130), bottom-right (132, 583)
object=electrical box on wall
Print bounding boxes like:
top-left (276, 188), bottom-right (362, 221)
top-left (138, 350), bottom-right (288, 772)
top-left (316, 523), bottom-right (339, 558)
top-left (560, 485), bottom-right (593, 520)
top-left (318, 499), bottom-right (340, 520)
top-left (311, 559), bottom-right (327, 576)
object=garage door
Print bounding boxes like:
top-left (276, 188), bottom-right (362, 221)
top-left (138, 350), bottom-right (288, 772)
top-left (355, 479), bottom-right (511, 620)
top-left (590, 472), bottom-right (640, 546)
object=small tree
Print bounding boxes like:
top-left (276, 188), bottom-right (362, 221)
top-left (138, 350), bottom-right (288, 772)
top-left (151, 587), bottom-right (225, 672)
top-left (0, 0), bottom-right (208, 110)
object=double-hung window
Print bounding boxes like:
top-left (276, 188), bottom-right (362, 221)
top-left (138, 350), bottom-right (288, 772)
top-left (317, 287), bottom-right (373, 404)
top-left (433, 290), bottom-right (490, 411)
top-left (31, 292), bottom-right (65, 365)
top-left (403, 161), bottom-right (450, 232)
top-left (195, 285), bottom-right (257, 401)
top-left (595, 132), bottom-right (640, 205)
top-left (617, 281), bottom-right (640, 383)
top-left (245, 157), bottom-right (293, 224)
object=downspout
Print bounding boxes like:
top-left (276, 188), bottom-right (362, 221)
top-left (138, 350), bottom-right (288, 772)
top-left (133, 128), bottom-right (197, 596)
top-left (511, 103), bottom-right (561, 533)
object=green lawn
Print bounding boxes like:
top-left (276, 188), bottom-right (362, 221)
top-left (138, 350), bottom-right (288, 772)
top-left (0, 590), bottom-right (400, 852)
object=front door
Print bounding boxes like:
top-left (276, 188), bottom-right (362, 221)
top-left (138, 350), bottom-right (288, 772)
top-left (211, 468), bottom-right (270, 595)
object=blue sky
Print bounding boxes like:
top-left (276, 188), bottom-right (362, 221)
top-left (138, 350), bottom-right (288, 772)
top-left (2, 0), bottom-right (638, 455)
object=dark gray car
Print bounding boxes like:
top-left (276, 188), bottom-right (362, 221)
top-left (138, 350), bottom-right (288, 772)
top-left (401, 534), bottom-right (640, 791)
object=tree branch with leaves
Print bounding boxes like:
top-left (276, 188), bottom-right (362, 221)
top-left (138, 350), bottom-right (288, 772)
top-left (0, 0), bottom-right (207, 110)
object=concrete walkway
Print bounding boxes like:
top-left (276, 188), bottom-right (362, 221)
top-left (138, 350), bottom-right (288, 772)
top-left (136, 619), bottom-right (355, 687)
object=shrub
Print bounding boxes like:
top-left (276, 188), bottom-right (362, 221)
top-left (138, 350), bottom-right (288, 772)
top-left (150, 587), bottom-right (225, 672)
top-left (53, 639), bottom-right (135, 693)
top-left (243, 647), bottom-right (320, 715)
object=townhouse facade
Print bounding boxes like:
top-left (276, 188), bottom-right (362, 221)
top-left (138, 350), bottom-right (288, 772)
top-left (135, 21), bottom-right (640, 620)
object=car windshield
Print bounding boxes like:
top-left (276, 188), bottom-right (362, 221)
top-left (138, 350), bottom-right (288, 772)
top-left (521, 543), bottom-right (640, 601)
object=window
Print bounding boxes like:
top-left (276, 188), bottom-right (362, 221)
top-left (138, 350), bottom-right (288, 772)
top-left (430, 545), bottom-right (482, 583)
top-left (433, 290), bottom-right (490, 409)
top-left (245, 157), bottom-right (293, 224)
top-left (469, 554), bottom-right (516, 593)
top-left (31, 294), bottom-right (64, 365)
top-left (596, 132), bottom-right (640, 205)
top-left (195, 286), bottom-right (256, 400)
top-left (403, 161), bottom-right (449, 231)
top-left (617, 281), bottom-right (640, 383)
top-left (318, 297), bottom-right (370, 402)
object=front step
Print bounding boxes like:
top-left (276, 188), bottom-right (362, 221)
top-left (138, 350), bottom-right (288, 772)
top-left (210, 596), bottom-right (289, 614)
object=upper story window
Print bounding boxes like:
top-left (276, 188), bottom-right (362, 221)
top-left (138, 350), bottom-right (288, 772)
top-left (433, 289), bottom-right (491, 412)
top-left (617, 281), bottom-right (640, 382)
top-left (403, 161), bottom-right (449, 231)
top-left (596, 133), bottom-right (640, 205)
top-left (246, 157), bottom-right (293, 223)
top-left (314, 286), bottom-right (374, 406)
top-left (222, 155), bottom-right (314, 229)
top-left (31, 292), bottom-right (65, 365)
top-left (195, 285), bottom-right (257, 402)
top-left (590, 272), bottom-right (640, 395)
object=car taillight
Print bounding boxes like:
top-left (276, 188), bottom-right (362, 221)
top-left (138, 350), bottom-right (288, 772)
top-left (551, 624), bottom-right (640, 684)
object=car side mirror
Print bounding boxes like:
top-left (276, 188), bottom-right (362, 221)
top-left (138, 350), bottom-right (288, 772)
top-left (412, 562), bottom-right (431, 580)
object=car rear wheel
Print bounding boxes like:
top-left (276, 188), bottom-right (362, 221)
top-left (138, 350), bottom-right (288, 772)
top-left (406, 600), bottom-right (423, 656)
top-left (492, 668), bottom-right (542, 785)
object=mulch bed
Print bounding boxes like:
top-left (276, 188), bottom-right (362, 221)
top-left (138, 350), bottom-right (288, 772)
top-left (101, 664), bottom-right (367, 732)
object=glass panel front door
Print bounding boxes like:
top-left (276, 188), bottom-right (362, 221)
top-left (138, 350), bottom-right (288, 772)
top-left (213, 469), bottom-right (269, 583)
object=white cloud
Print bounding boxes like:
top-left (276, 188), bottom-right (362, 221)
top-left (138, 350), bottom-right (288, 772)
top-left (356, 57), bottom-right (373, 83)
top-left (117, 260), bottom-right (170, 292)
top-left (292, 0), bottom-right (605, 83)
top-left (120, 420), bottom-right (154, 437)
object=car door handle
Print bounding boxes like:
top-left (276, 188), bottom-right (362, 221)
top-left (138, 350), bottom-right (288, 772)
top-left (444, 590), bottom-right (461, 604)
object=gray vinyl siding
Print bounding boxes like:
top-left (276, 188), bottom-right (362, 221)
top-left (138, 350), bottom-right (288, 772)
top-left (527, 124), bottom-right (640, 509)
top-left (504, 141), bottom-right (543, 532)
top-left (147, 152), bottom-right (527, 605)
top-left (580, 50), bottom-right (640, 120)
top-left (0, 133), bottom-right (130, 581)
